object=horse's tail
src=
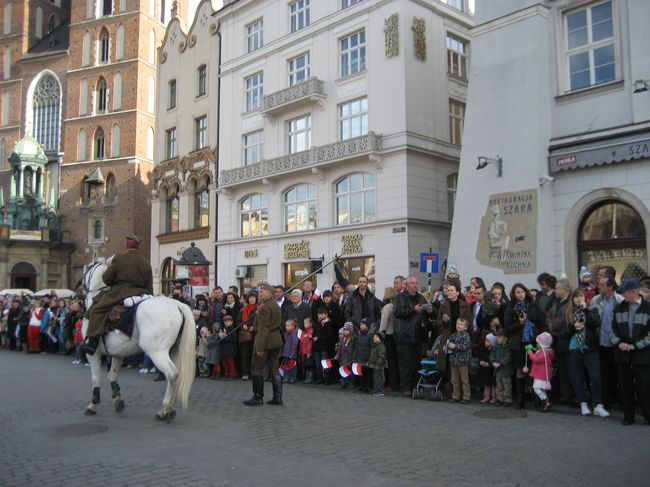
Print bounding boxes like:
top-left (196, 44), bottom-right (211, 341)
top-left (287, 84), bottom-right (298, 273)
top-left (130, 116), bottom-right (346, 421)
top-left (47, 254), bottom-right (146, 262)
top-left (171, 303), bottom-right (196, 410)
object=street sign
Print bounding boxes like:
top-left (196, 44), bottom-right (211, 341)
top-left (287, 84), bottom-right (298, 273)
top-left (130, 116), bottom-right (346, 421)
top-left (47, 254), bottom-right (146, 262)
top-left (420, 252), bottom-right (439, 273)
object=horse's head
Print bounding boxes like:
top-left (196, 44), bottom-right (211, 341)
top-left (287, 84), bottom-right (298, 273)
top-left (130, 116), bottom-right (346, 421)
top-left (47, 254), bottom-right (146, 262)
top-left (82, 256), bottom-right (114, 308)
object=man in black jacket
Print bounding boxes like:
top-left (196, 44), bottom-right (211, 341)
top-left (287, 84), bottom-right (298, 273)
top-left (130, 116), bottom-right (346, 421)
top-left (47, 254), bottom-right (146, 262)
top-left (611, 279), bottom-right (650, 425)
top-left (344, 276), bottom-right (381, 328)
top-left (547, 279), bottom-right (574, 405)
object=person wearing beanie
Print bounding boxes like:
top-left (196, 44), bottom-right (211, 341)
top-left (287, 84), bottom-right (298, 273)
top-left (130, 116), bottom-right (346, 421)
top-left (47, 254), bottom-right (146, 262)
top-left (526, 331), bottom-right (555, 412)
top-left (478, 332), bottom-right (497, 404)
top-left (578, 266), bottom-right (597, 304)
top-left (334, 322), bottom-right (356, 388)
top-left (368, 331), bottom-right (387, 397)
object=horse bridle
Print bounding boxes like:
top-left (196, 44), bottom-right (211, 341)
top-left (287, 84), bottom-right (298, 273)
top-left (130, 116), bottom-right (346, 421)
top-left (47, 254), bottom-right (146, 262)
top-left (83, 262), bottom-right (109, 295)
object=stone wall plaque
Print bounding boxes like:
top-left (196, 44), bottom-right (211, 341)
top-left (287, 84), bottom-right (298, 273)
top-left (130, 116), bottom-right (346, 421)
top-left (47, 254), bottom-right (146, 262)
top-left (384, 14), bottom-right (399, 58)
top-left (412, 17), bottom-right (426, 61)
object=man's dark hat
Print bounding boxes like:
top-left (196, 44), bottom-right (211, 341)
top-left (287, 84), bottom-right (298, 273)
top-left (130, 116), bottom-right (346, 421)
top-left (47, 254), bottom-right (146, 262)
top-left (618, 279), bottom-right (640, 293)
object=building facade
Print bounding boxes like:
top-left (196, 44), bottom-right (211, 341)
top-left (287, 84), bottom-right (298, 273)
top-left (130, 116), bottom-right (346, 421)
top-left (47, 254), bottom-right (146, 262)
top-left (448, 0), bottom-right (650, 287)
top-left (151, 0), bottom-right (220, 296)
top-left (215, 0), bottom-right (473, 293)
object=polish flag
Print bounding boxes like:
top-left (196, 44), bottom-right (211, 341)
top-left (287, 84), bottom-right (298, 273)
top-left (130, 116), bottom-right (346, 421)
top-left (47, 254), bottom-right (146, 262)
top-left (339, 365), bottom-right (352, 378)
top-left (297, 329), bottom-right (303, 340)
top-left (351, 363), bottom-right (364, 376)
top-left (321, 359), bottom-right (333, 369)
top-left (279, 368), bottom-right (285, 377)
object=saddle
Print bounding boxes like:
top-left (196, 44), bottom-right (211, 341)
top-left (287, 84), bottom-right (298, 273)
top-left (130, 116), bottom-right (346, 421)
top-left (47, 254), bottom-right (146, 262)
top-left (91, 291), bottom-right (139, 338)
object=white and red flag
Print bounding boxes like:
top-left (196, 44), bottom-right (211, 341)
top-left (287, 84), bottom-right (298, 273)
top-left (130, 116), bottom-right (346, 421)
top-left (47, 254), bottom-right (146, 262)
top-left (339, 365), bottom-right (352, 378)
top-left (297, 329), bottom-right (303, 340)
top-left (321, 359), bottom-right (334, 369)
top-left (351, 363), bottom-right (364, 376)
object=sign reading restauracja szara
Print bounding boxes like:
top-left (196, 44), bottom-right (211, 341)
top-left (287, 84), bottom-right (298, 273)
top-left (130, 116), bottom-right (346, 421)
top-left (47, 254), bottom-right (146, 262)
top-left (476, 189), bottom-right (538, 274)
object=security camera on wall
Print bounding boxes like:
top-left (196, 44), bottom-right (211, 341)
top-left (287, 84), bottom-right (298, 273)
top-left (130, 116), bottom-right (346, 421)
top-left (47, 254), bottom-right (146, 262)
top-left (539, 175), bottom-right (555, 186)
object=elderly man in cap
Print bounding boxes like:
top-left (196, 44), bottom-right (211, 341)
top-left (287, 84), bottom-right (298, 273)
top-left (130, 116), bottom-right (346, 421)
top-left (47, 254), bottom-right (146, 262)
top-left (244, 283), bottom-right (283, 406)
top-left (81, 233), bottom-right (153, 356)
top-left (610, 279), bottom-right (650, 425)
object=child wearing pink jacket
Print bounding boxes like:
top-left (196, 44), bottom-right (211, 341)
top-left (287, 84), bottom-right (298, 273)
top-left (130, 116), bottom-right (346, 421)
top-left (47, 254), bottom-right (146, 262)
top-left (526, 332), bottom-right (555, 412)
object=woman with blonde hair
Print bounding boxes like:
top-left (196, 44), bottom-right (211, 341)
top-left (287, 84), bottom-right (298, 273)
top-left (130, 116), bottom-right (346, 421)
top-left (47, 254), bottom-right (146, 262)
top-left (379, 287), bottom-right (399, 391)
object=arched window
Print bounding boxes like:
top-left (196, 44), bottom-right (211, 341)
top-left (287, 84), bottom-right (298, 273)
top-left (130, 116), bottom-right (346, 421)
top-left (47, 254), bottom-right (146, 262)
top-left (113, 72), bottom-right (122, 110)
top-left (78, 129), bottom-right (87, 161)
top-left (161, 256), bottom-right (175, 296)
top-left (80, 176), bottom-right (90, 204)
top-left (1, 91), bottom-right (9, 126)
top-left (194, 189), bottom-right (209, 228)
top-left (119, 0), bottom-right (127, 13)
top-left (284, 183), bottom-right (317, 232)
top-left (48, 14), bottom-right (58, 34)
top-left (147, 127), bottom-right (154, 160)
top-left (83, 31), bottom-right (91, 66)
top-left (3, 3), bottom-right (11, 35)
top-left (35, 7), bottom-right (43, 38)
top-left (147, 75), bottom-right (155, 113)
top-left (105, 173), bottom-right (115, 201)
top-left (96, 77), bottom-right (107, 113)
top-left (93, 219), bottom-right (103, 240)
top-left (98, 28), bottom-right (110, 64)
top-left (32, 73), bottom-right (61, 151)
top-left (0, 138), bottom-right (6, 170)
top-left (116, 24), bottom-right (124, 59)
top-left (165, 191), bottom-right (179, 233)
top-left (240, 193), bottom-right (269, 238)
top-left (578, 200), bottom-right (647, 280)
top-left (101, 0), bottom-right (113, 17)
top-left (3, 46), bottom-right (10, 79)
top-left (79, 78), bottom-right (88, 115)
top-left (149, 29), bottom-right (156, 64)
top-left (111, 124), bottom-right (120, 158)
top-left (335, 172), bottom-right (376, 226)
top-left (86, 0), bottom-right (94, 19)
top-left (94, 128), bottom-right (105, 160)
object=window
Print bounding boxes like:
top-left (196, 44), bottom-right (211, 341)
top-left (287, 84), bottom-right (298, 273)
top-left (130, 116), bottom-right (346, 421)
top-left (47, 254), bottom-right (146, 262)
top-left (36, 7), bottom-right (43, 39)
top-left (111, 124), bottom-right (120, 157)
top-left (3, 46), bottom-right (10, 79)
top-left (4, 3), bottom-right (11, 35)
top-left (90, 218), bottom-right (104, 242)
top-left (290, 0), bottom-right (310, 33)
top-left (78, 129), bottom-right (87, 161)
top-left (102, 0), bottom-right (113, 16)
top-left (447, 34), bottom-right (468, 79)
top-left (240, 194), bottom-right (269, 238)
top-left (449, 99), bottom-right (465, 145)
top-left (339, 97), bottom-right (368, 140)
top-left (80, 79), bottom-right (88, 115)
top-left (340, 30), bottom-right (366, 77)
top-left (113, 72), bottom-right (122, 110)
top-left (565, 1), bottom-right (615, 91)
top-left (147, 75), bottom-right (155, 113)
top-left (116, 24), bottom-right (124, 59)
top-left (194, 115), bottom-right (207, 150)
top-left (284, 184), bottom-right (317, 232)
top-left (105, 173), bottom-right (115, 201)
top-left (149, 29), bottom-right (156, 64)
top-left (119, 0), bottom-right (126, 13)
top-left (0, 138), bottom-right (6, 170)
top-left (288, 52), bottom-right (310, 86)
top-left (32, 74), bottom-right (62, 151)
top-left (197, 64), bottom-right (207, 97)
top-left (194, 190), bottom-right (209, 228)
top-left (86, 0), bottom-right (93, 19)
top-left (96, 77), bottom-right (107, 113)
top-left (243, 130), bottom-right (263, 165)
top-left (165, 194), bottom-right (179, 233)
top-left (98, 29), bottom-right (110, 64)
top-left (342, 0), bottom-right (362, 7)
top-left (444, 0), bottom-right (464, 11)
top-left (48, 14), bottom-right (57, 34)
top-left (147, 127), bottom-right (154, 160)
top-left (447, 172), bottom-right (458, 221)
top-left (1, 91), bottom-right (8, 126)
top-left (245, 72), bottom-right (263, 111)
top-left (336, 173), bottom-right (376, 225)
top-left (94, 128), bottom-right (105, 160)
top-left (83, 31), bottom-right (91, 66)
top-left (288, 114), bottom-right (311, 154)
top-left (166, 127), bottom-right (177, 159)
top-left (247, 19), bottom-right (263, 53)
top-left (168, 79), bottom-right (177, 109)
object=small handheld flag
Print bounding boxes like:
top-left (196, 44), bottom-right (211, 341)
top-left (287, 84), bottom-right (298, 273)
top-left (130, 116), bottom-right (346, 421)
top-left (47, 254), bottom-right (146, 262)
top-left (321, 359), bottom-right (333, 370)
top-left (351, 363), bottom-right (363, 376)
top-left (339, 365), bottom-right (352, 378)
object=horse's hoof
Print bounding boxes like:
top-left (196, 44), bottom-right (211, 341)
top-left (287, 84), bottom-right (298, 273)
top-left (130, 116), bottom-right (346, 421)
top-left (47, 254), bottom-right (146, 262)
top-left (166, 410), bottom-right (176, 423)
top-left (114, 399), bottom-right (125, 413)
top-left (85, 408), bottom-right (96, 416)
top-left (155, 411), bottom-right (166, 421)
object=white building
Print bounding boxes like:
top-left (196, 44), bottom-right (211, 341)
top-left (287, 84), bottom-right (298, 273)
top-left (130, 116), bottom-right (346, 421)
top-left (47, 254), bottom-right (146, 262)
top-left (448, 0), bottom-right (650, 288)
top-left (216, 0), bottom-right (473, 293)
top-left (150, 0), bottom-right (222, 296)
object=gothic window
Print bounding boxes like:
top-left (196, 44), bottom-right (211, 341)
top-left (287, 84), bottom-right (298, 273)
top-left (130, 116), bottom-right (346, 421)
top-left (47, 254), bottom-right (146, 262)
top-left (48, 14), bottom-right (58, 34)
top-left (78, 129), bottom-right (87, 161)
top-left (32, 74), bottom-right (62, 151)
top-left (94, 219), bottom-right (102, 240)
top-left (98, 28), bottom-right (110, 64)
top-left (96, 77), bottom-right (107, 113)
top-left (111, 124), bottom-right (120, 157)
top-left (102, 0), bottom-right (113, 17)
top-left (0, 138), bottom-right (6, 170)
top-left (105, 173), bottom-right (115, 201)
top-left (36, 7), bottom-right (43, 38)
top-left (94, 128), bottom-right (105, 160)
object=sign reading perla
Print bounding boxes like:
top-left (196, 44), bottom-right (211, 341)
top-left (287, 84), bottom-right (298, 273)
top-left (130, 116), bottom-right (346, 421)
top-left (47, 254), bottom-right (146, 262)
top-left (341, 234), bottom-right (363, 254)
top-left (284, 240), bottom-right (310, 260)
top-left (476, 189), bottom-right (538, 274)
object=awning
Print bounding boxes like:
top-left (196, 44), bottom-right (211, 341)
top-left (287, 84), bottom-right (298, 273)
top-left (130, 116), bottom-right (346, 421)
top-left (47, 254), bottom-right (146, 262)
top-left (548, 132), bottom-right (650, 173)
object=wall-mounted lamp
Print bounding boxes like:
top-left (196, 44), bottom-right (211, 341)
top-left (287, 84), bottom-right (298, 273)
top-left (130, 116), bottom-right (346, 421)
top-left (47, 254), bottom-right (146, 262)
top-left (476, 156), bottom-right (502, 177)
top-left (633, 79), bottom-right (649, 93)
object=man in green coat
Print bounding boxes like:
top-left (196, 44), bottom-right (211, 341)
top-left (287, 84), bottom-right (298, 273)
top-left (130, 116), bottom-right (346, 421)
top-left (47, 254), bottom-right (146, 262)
top-left (244, 283), bottom-right (284, 406)
top-left (81, 234), bottom-right (153, 356)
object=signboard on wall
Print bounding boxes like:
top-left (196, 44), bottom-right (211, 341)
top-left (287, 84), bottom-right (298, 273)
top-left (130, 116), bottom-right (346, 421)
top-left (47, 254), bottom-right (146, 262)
top-left (476, 189), bottom-right (538, 274)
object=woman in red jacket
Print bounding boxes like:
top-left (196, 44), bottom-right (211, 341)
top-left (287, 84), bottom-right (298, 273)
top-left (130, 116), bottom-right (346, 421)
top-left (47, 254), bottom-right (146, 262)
top-left (27, 301), bottom-right (44, 353)
top-left (238, 291), bottom-right (258, 380)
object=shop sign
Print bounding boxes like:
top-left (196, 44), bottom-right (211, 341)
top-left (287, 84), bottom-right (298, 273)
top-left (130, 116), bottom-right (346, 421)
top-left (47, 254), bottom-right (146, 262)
top-left (244, 249), bottom-right (258, 258)
top-left (284, 240), bottom-right (310, 260)
top-left (476, 189), bottom-right (538, 274)
top-left (341, 233), bottom-right (363, 254)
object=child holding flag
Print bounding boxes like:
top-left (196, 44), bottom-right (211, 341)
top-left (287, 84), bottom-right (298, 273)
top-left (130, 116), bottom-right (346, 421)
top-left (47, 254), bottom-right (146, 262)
top-left (300, 317), bottom-right (315, 384)
top-left (353, 318), bottom-right (373, 392)
top-left (335, 322), bottom-right (356, 388)
top-left (368, 331), bottom-right (387, 397)
top-left (282, 319), bottom-right (300, 384)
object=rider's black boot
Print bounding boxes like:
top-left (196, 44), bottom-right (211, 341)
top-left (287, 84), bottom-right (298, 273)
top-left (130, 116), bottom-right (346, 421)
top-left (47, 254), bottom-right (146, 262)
top-left (267, 374), bottom-right (283, 405)
top-left (244, 376), bottom-right (264, 406)
top-left (79, 336), bottom-right (100, 356)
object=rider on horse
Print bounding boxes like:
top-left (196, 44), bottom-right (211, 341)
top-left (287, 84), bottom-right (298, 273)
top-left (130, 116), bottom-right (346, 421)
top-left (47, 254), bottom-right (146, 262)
top-left (80, 233), bottom-right (153, 356)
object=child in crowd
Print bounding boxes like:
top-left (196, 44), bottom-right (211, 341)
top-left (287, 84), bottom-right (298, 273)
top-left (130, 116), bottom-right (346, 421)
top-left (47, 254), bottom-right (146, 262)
top-left (368, 331), bottom-right (387, 397)
top-left (196, 326), bottom-right (210, 378)
top-left (578, 266), bottom-right (597, 304)
top-left (353, 318), bottom-right (373, 392)
top-left (72, 317), bottom-right (85, 365)
top-left (313, 307), bottom-right (333, 385)
top-left (300, 317), bottom-right (315, 384)
top-left (219, 315), bottom-right (239, 380)
top-left (282, 319), bottom-right (300, 384)
top-left (206, 326), bottom-right (222, 380)
top-left (491, 330), bottom-right (513, 406)
top-left (335, 322), bottom-right (356, 388)
top-left (526, 331), bottom-right (555, 412)
top-left (447, 317), bottom-right (473, 403)
top-left (479, 333), bottom-right (497, 404)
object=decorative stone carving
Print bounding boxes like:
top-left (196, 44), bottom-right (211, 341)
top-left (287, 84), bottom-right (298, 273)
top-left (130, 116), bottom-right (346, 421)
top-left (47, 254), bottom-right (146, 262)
top-left (160, 51), bottom-right (167, 63)
top-left (188, 34), bottom-right (196, 47)
top-left (262, 78), bottom-right (326, 114)
top-left (384, 14), bottom-right (399, 58)
top-left (210, 23), bottom-right (219, 36)
top-left (220, 133), bottom-right (383, 187)
top-left (412, 17), bottom-right (426, 61)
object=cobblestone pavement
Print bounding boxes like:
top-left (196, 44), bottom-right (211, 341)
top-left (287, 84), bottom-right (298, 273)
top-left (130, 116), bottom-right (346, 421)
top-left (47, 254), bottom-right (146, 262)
top-left (0, 351), bottom-right (648, 486)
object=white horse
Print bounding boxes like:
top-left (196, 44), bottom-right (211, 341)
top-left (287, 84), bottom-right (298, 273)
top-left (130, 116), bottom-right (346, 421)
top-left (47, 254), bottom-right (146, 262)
top-left (81, 258), bottom-right (196, 422)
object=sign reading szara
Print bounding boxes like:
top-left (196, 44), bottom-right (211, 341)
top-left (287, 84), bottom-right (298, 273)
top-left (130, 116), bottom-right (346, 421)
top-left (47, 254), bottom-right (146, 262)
top-left (284, 240), bottom-right (310, 260)
top-left (476, 189), bottom-right (537, 274)
top-left (341, 234), bottom-right (363, 254)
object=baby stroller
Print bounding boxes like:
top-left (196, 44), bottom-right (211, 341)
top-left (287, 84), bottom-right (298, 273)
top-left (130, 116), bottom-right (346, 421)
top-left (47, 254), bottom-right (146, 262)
top-left (413, 359), bottom-right (443, 401)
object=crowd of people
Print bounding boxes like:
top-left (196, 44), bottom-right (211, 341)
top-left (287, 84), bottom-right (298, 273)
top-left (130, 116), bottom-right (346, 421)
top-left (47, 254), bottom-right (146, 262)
top-left (2, 262), bottom-right (649, 426)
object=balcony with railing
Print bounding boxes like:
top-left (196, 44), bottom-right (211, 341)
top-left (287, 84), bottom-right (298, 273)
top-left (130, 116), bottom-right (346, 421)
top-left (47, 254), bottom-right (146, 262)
top-left (261, 77), bottom-right (327, 116)
top-left (219, 132), bottom-right (382, 188)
